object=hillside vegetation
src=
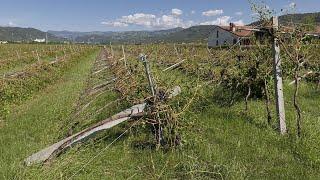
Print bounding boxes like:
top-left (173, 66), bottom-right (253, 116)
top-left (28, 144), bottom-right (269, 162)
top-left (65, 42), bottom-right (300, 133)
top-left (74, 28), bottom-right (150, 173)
top-left (0, 27), bottom-right (62, 42)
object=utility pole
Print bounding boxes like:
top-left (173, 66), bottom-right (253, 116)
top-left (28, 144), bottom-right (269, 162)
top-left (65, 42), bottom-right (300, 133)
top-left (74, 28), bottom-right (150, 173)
top-left (272, 16), bottom-right (287, 135)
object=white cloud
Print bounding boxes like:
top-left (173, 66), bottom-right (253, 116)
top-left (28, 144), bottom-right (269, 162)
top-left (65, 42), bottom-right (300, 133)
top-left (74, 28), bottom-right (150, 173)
top-left (121, 13), bottom-right (157, 27)
top-left (191, 10), bottom-right (196, 15)
top-left (202, 9), bottom-right (224, 17)
top-left (171, 8), bottom-right (183, 16)
top-left (102, 11), bottom-right (193, 29)
top-left (156, 15), bottom-right (194, 28)
top-left (101, 21), bottom-right (128, 27)
top-left (158, 15), bottom-right (181, 28)
top-left (233, 20), bottom-right (244, 26)
top-left (200, 16), bottom-right (231, 26)
top-left (7, 21), bottom-right (17, 27)
top-left (289, 2), bottom-right (296, 9)
top-left (235, 12), bottom-right (243, 16)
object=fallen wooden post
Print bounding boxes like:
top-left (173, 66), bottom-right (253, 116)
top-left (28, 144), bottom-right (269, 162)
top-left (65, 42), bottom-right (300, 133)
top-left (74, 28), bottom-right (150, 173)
top-left (91, 78), bottom-right (117, 91)
top-left (92, 66), bottom-right (109, 75)
top-left (289, 71), bottom-right (313, 85)
top-left (25, 103), bottom-right (146, 166)
top-left (163, 59), bottom-right (186, 72)
top-left (25, 86), bottom-right (182, 166)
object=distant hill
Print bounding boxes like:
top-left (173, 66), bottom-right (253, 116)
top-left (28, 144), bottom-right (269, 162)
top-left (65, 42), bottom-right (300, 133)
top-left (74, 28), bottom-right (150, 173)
top-left (249, 12), bottom-right (320, 26)
top-left (49, 28), bottom-right (185, 44)
top-left (279, 12), bottom-right (320, 25)
top-left (164, 25), bottom-right (217, 43)
top-left (48, 30), bottom-right (114, 41)
top-left (1, 12), bottom-right (319, 44)
top-left (50, 26), bottom-right (216, 44)
top-left (0, 26), bottom-right (62, 42)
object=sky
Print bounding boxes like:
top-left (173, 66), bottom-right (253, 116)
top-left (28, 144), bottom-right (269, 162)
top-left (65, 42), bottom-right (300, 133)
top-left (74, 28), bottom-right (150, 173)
top-left (0, 0), bottom-right (319, 32)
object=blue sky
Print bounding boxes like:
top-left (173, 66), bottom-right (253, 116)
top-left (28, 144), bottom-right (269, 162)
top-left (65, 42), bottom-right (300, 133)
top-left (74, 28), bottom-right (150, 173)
top-left (0, 0), bottom-right (319, 32)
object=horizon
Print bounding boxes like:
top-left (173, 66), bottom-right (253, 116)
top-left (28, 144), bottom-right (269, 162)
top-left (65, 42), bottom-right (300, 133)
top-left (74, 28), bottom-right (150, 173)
top-left (0, 0), bottom-right (319, 32)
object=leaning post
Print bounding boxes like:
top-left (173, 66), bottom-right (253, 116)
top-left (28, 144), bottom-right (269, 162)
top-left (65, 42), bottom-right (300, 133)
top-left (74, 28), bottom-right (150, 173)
top-left (139, 54), bottom-right (163, 147)
top-left (139, 54), bottom-right (156, 97)
top-left (272, 16), bottom-right (287, 135)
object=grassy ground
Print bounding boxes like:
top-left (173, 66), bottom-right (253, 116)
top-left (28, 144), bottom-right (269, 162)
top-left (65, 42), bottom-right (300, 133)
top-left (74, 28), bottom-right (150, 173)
top-left (1, 48), bottom-right (319, 179)
top-left (0, 50), bottom-right (99, 179)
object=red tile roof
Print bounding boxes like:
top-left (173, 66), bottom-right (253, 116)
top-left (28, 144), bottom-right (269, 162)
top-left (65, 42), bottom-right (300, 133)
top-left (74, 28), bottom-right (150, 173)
top-left (219, 25), bottom-right (254, 37)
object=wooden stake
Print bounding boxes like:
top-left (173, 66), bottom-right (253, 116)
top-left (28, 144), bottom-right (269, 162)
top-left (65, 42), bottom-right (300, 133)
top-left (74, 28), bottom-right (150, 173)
top-left (122, 45), bottom-right (127, 69)
top-left (163, 59), bottom-right (186, 72)
top-left (140, 54), bottom-right (156, 97)
top-left (36, 50), bottom-right (40, 62)
top-left (16, 50), bottom-right (20, 60)
top-left (272, 16), bottom-right (287, 135)
top-left (110, 42), bottom-right (114, 57)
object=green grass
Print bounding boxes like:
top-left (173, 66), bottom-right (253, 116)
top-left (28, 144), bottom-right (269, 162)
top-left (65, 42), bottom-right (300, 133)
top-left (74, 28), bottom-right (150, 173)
top-left (1, 49), bottom-right (320, 179)
top-left (0, 50), bottom-right (99, 179)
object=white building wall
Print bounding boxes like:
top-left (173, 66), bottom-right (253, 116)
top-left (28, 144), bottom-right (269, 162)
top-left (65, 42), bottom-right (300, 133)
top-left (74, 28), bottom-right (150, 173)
top-left (208, 27), bottom-right (239, 47)
top-left (34, 39), bottom-right (46, 43)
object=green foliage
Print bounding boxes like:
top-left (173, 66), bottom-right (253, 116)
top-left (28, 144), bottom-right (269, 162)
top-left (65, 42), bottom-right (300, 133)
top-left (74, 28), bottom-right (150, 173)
top-left (0, 45), bottom-right (98, 119)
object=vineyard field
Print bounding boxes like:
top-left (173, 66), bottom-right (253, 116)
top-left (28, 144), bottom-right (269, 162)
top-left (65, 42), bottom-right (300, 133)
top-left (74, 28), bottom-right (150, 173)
top-left (0, 42), bottom-right (319, 179)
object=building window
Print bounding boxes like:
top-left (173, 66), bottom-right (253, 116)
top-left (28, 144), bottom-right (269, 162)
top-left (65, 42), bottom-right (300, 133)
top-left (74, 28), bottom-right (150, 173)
top-left (216, 40), bottom-right (219, 46)
top-left (233, 39), bottom-right (237, 44)
top-left (216, 30), bottom-right (219, 38)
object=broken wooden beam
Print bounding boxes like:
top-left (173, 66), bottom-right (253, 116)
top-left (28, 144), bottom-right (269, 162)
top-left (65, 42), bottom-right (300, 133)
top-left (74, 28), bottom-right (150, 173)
top-left (24, 103), bottom-right (146, 166)
top-left (25, 86), bottom-right (181, 166)
top-left (163, 59), bottom-right (186, 72)
top-left (91, 78), bottom-right (117, 91)
top-left (289, 71), bottom-right (313, 85)
top-left (92, 66), bottom-right (108, 75)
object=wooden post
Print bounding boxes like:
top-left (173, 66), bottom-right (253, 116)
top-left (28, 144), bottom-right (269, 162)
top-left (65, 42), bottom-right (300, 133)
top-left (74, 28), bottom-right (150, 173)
top-left (122, 45), bottom-right (127, 69)
top-left (63, 48), bottom-right (66, 59)
top-left (110, 42), bottom-right (114, 57)
top-left (139, 54), bottom-right (156, 97)
top-left (16, 50), bottom-right (20, 60)
top-left (46, 32), bottom-right (48, 44)
top-left (140, 54), bottom-right (163, 146)
top-left (36, 50), bottom-right (40, 62)
top-left (272, 16), bottom-right (287, 135)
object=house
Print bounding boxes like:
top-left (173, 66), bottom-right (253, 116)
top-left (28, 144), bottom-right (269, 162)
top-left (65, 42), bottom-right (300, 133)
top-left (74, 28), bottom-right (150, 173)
top-left (34, 38), bottom-right (46, 43)
top-left (208, 24), bottom-right (320, 47)
top-left (0, 41), bottom-right (8, 44)
top-left (208, 23), bottom-right (253, 47)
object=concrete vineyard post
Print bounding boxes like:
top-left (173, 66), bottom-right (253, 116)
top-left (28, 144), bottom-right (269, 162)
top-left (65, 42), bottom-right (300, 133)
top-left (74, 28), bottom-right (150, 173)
top-left (122, 45), bottom-right (127, 69)
top-left (16, 50), bottom-right (20, 60)
top-left (272, 16), bottom-right (287, 135)
top-left (139, 54), bottom-right (156, 97)
top-left (36, 50), bottom-right (40, 62)
top-left (110, 42), bottom-right (114, 57)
